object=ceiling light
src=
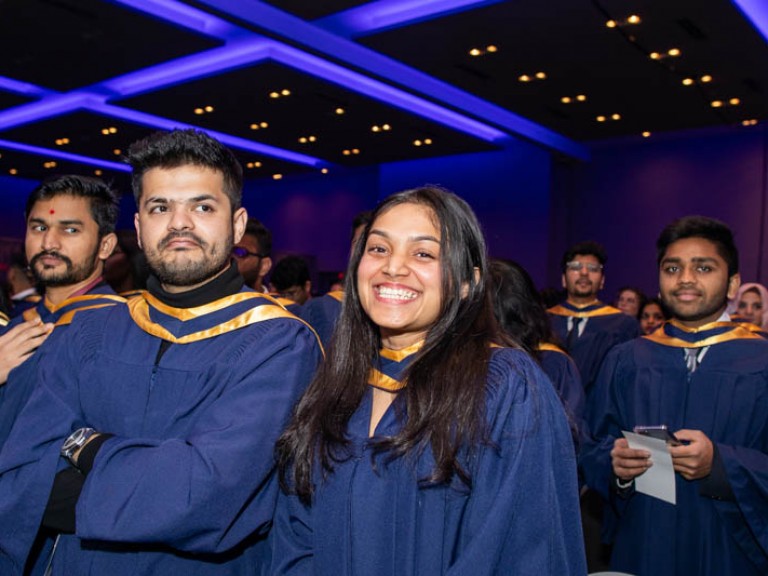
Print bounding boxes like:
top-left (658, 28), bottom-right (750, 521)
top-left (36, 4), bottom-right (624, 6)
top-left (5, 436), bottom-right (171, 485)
top-left (343, 149), bottom-right (351, 155)
top-left (627, 15), bottom-right (641, 24)
top-left (742, 119), bottom-right (758, 126)
top-left (269, 92), bottom-right (279, 99)
top-left (576, 94), bottom-right (587, 102)
top-left (299, 136), bottom-right (308, 143)
top-left (682, 78), bottom-right (694, 86)
top-left (700, 75), bottom-right (713, 83)
top-left (335, 107), bottom-right (345, 115)
top-left (561, 96), bottom-right (572, 104)
top-left (518, 75), bottom-right (531, 82)
top-left (424, 138), bottom-right (433, 145)
top-left (469, 48), bottom-right (482, 57)
top-left (486, 45), bottom-right (498, 53)
top-left (205, 105), bottom-right (214, 112)
top-left (55, 138), bottom-right (70, 146)
top-left (101, 127), bottom-right (118, 135)
top-left (246, 161), bottom-right (262, 169)
top-left (281, 89), bottom-right (291, 96)
top-left (711, 100), bottom-right (723, 108)
top-left (352, 148), bottom-right (360, 154)
top-left (535, 71), bottom-right (546, 80)
top-left (667, 48), bottom-right (681, 57)
top-left (649, 52), bottom-right (661, 60)
top-left (371, 125), bottom-right (380, 132)
top-left (9, 168), bottom-right (17, 175)
top-left (611, 113), bottom-right (621, 120)
top-left (194, 107), bottom-right (204, 114)
top-left (321, 168), bottom-right (328, 174)
top-left (113, 149), bottom-right (122, 155)
top-left (94, 169), bottom-right (103, 176)
top-left (729, 97), bottom-right (740, 105)
top-left (309, 136), bottom-right (317, 142)
top-left (642, 131), bottom-right (651, 138)
top-left (272, 174), bottom-right (283, 180)
top-left (605, 20), bottom-right (617, 28)
top-left (596, 115), bottom-right (606, 122)
top-left (382, 124), bottom-right (391, 131)
top-left (413, 140), bottom-right (423, 146)
top-left (44, 161), bottom-right (57, 168)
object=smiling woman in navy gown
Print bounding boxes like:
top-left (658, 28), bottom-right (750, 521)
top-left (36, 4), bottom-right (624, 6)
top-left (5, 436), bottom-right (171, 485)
top-left (270, 185), bottom-right (586, 576)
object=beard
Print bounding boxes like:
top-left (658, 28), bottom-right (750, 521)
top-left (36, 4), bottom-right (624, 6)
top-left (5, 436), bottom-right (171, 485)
top-left (29, 248), bottom-right (100, 287)
top-left (144, 231), bottom-right (233, 287)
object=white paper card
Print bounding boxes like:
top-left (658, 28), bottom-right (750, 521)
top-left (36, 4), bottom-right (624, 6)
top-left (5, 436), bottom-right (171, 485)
top-left (622, 431), bottom-right (676, 505)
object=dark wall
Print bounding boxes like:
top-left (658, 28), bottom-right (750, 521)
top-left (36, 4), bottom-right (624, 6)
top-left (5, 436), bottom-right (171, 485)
top-left (554, 124), bottom-right (768, 301)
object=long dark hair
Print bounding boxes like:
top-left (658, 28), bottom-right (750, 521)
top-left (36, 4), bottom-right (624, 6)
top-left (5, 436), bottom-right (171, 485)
top-left (277, 186), bottom-right (513, 503)
top-left (489, 259), bottom-right (555, 360)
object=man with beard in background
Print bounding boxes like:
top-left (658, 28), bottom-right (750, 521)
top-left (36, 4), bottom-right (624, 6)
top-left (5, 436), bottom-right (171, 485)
top-left (0, 129), bottom-right (321, 575)
top-left (547, 240), bottom-right (638, 571)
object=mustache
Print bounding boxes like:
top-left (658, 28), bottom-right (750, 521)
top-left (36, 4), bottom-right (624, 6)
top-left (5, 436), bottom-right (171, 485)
top-left (30, 250), bottom-right (72, 267)
top-left (158, 232), bottom-right (207, 250)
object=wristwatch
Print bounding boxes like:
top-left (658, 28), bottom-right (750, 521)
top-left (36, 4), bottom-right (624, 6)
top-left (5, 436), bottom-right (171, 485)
top-left (61, 427), bottom-right (97, 469)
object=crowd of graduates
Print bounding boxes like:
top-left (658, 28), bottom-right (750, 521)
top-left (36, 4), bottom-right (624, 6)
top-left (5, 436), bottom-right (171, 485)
top-left (0, 128), bottom-right (766, 576)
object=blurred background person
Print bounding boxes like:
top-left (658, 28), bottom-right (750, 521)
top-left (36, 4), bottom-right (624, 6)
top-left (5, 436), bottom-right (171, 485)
top-left (728, 282), bottom-right (768, 330)
top-left (639, 297), bottom-right (669, 335)
top-left (615, 286), bottom-right (645, 319)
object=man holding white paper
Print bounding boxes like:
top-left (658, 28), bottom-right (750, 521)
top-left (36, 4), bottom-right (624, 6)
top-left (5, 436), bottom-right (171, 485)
top-left (580, 216), bottom-right (768, 576)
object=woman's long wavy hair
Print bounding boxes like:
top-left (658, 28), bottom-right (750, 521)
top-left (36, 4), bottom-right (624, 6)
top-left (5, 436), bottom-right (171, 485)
top-left (277, 186), bottom-right (513, 503)
top-left (489, 259), bottom-right (557, 360)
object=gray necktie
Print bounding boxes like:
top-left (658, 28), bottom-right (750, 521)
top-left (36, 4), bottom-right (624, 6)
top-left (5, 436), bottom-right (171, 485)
top-left (566, 317), bottom-right (582, 350)
top-left (685, 348), bottom-right (699, 373)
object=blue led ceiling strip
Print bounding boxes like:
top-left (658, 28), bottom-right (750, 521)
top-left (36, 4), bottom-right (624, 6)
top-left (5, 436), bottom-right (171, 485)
top-left (732, 0), bottom-right (768, 43)
top-left (193, 0), bottom-right (589, 160)
top-left (0, 138), bottom-right (131, 172)
top-left (89, 101), bottom-right (325, 167)
top-left (315, 0), bottom-right (506, 37)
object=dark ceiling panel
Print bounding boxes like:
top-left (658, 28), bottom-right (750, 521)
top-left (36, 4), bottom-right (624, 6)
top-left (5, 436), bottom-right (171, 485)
top-left (360, 0), bottom-right (768, 140)
top-left (0, 91), bottom-right (32, 112)
top-left (116, 62), bottom-right (497, 165)
top-left (0, 0), bottom-right (222, 91)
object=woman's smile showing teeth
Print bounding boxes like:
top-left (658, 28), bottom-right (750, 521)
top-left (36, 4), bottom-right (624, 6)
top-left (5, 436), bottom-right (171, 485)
top-left (375, 284), bottom-right (418, 301)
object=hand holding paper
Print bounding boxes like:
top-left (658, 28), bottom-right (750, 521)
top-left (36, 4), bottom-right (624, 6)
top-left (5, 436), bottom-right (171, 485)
top-left (622, 431), bottom-right (678, 504)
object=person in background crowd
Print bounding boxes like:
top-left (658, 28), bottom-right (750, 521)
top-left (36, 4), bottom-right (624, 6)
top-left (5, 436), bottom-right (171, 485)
top-left (727, 282), bottom-right (768, 330)
top-left (233, 217), bottom-right (272, 293)
top-left (489, 258), bottom-right (584, 448)
top-left (615, 286), bottom-right (645, 318)
top-left (0, 129), bottom-right (321, 576)
top-left (271, 186), bottom-right (586, 575)
top-left (270, 254), bottom-right (312, 308)
top-left (639, 297), bottom-right (669, 335)
top-left (548, 241), bottom-right (639, 393)
top-left (6, 253), bottom-right (41, 318)
top-left (581, 215), bottom-right (768, 576)
top-left (103, 229), bottom-right (148, 296)
top-left (300, 210), bottom-right (372, 348)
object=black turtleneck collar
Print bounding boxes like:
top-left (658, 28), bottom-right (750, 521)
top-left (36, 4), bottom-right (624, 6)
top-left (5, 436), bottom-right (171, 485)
top-left (147, 260), bottom-right (244, 309)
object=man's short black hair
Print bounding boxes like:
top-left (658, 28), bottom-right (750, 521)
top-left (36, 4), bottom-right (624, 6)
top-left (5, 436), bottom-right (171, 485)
top-left (561, 240), bottom-right (607, 273)
top-left (270, 255), bottom-right (310, 292)
top-left (25, 174), bottom-right (119, 237)
top-left (244, 218), bottom-right (272, 257)
top-left (127, 129), bottom-right (243, 212)
top-left (656, 215), bottom-right (738, 277)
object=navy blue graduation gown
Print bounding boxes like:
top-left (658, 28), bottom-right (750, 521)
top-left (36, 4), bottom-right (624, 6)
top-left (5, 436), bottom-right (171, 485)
top-left (580, 321), bottom-right (768, 575)
top-left (298, 291), bottom-right (343, 349)
top-left (0, 285), bottom-right (124, 449)
top-left (0, 289), bottom-right (322, 575)
top-left (270, 348), bottom-right (586, 575)
top-left (548, 301), bottom-right (638, 391)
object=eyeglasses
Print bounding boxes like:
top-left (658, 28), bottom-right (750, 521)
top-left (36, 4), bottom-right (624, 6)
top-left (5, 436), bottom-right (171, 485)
top-left (565, 261), bottom-right (603, 273)
top-left (232, 247), bottom-right (265, 259)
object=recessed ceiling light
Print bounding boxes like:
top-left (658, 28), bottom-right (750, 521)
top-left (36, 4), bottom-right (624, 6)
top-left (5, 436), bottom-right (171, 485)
top-left (667, 48), bottom-right (681, 57)
top-left (9, 168), bottom-right (18, 175)
top-left (273, 174), bottom-right (283, 180)
top-left (700, 75), bottom-right (713, 83)
top-left (469, 48), bottom-right (482, 57)
top-left (204, 105), bottom-right (214, 112)
top-left (611, 113), bottom-right (621, 121)
top-left (605, 20), bottom-right (617, 28)
top-left (627, 15), bottom-right (641, 24)
top-left (596, 115), bottom-right (606, 122)
top-left (518, 75), bottom-right (531, 82)
top-left (113, 149), bottom-right (121, 155)
top-left (642, 131), bottom-right (651, 138)
top-left (561, 96), bottom-right (572, 104)
top-left (576, 94), bottom-right (587, 102)
top-left (94, 169), bottom-right (103, 176)
top-left (413, 140), bottom-right (423, 146)
top-left (711, 100), bottom-right (723, 108)
top-left (682, 78), bottom-right (694, 86)
top-left (535, 71), bottom-right (546, 80)
top-left (486, 45), bottom-right (498, 53)
top-left (335, 108), bottom-right (345, 115)
top-left (281, 89), bottom-right (291, 96)
top-left (729, 97), bottom-right (740, 106)
top-left (321, 168), bottom-right (329, 174)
